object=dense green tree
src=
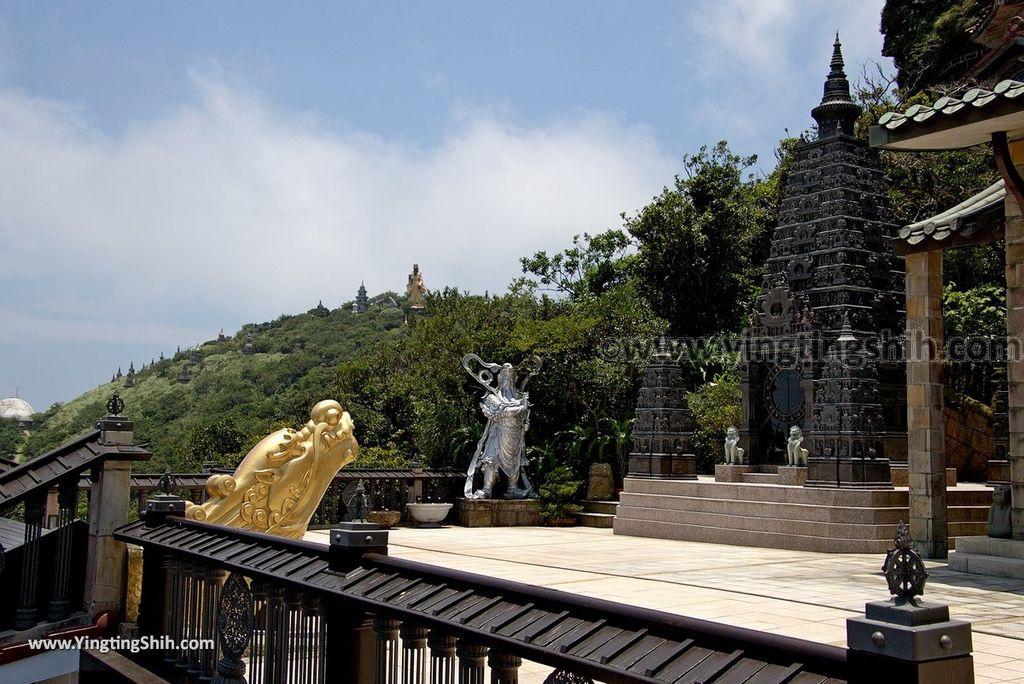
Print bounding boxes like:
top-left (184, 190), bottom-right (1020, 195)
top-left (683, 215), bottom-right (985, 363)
top-left (23, 300), bottom-right (406, 470)
top-left (881, 0), bottom-right (991, 93)
top-left (182, 419), bottom-right (247, 470)
top-left (332, 281), bottom-right (663, 480)
top-left (519, 229), bottom-right (634, 299)
top-left (625, 141), bottom-right (786, 337)
top-left (944, 283), bottom-right (1006, 338)
top-left (0, 418), bottom-right (24, 457)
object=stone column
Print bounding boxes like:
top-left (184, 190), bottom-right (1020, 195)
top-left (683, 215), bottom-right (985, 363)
top-left (1005, 191), bottom-right (1024, 540)
top-left (905, 250), bottom-right (947, 558)
top-left (83, 458), bottom-right (134, 615)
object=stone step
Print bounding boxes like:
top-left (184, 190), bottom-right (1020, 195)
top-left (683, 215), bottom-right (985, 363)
top-left (613, 517), bottom-right (979, 554)
top-left (576, 512), bottom-right (616, 528)
top-left (614, 503), bottom-right (976, 541)
top-left (948, 521), bottom-right (989, 537)
top-left (580, 500), bottom-right (619, 515)
top-left (613, 517), bottom-right (893, 554)
top-left (955, 536), bottom-right (1024, 559)
top-left (621, 492), bottom-right (988, 526)
top-left (624, 477), bottom-right (993, 507)
top-left (948, 505), bottom-right (992, 523)
top-left (620, 492), bottom-right (905, 524)
top-left (948, 552), bottom-right (1024, 579)
top-left (739, 473), bottom-right (779, 485)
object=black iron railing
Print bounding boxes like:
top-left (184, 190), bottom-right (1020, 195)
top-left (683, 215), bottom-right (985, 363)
top-left (83, 468), bottom-right (466, 525)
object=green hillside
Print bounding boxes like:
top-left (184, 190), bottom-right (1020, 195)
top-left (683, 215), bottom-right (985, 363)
top-left (22, 295), bottom-right (407, 472)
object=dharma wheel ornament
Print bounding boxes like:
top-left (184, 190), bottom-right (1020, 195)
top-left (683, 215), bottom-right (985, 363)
top-left (106, 391), bottom-right (125, 417)
top-left (213, 572), bottom-right (253, 684)
top-left (882, 521), bottom-right (928, 600)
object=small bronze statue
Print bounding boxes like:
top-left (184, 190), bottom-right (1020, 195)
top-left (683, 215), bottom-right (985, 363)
top-left (351, 480), bottom-right (369, 523)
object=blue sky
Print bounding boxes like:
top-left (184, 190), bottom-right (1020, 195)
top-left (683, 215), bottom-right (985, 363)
top-left (0, 1), bottom-right (888, 411)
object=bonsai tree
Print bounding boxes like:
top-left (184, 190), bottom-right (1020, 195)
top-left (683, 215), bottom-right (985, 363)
top-left (539, 466), bottom-right (583, 521)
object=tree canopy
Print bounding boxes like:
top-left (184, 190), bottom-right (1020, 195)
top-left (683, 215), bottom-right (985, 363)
top-left (625, 140), bottom-right (789, 337)
top-left (881, 0), bottom-right (991, 93)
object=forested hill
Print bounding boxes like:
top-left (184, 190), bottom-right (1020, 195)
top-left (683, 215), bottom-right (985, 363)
top-left (22, 295), bottom-right (407, 472)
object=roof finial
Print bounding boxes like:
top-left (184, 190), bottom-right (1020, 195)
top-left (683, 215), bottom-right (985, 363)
top-left (811, 32), bottom-right (861, 137)
top-left (830, 33), bottom-right (844, 75)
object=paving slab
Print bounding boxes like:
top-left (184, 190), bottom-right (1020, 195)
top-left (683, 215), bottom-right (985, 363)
top-left (306, 525), bottom-right (1024, 683)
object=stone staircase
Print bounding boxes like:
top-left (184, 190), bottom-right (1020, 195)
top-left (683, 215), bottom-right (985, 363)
top-left (575, 500), bottom-right (618, 528)
top-left (613, 478), bottom-right (991, 553)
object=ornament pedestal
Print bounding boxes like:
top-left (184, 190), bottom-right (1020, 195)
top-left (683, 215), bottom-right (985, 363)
top-left (457, 498), bottom-right (541, 527)
top-left (777, 466), bottom-right (807, 486)
top-left (714, 464), bottom-right (750, 482)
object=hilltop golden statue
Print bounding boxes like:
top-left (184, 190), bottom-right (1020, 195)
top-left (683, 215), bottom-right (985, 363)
top-left (185, 400), bottom-right (358, 539)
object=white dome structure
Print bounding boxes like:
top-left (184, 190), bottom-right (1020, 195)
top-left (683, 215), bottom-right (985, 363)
top-left (0, 397), bottom-right (34, 422)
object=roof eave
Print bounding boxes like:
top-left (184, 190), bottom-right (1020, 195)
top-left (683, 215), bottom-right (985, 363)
top-left (871, 98), bottom-right (1024, 151)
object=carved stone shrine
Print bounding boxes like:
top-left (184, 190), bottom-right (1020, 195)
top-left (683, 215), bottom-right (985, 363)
top-left (739, 37), bottom-right (905, 488)
top-left (627, 341), bottom-right (697, 479)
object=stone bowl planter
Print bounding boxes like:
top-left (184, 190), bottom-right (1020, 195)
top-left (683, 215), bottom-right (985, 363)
top-left (367, 510), bottom-right (401, 529)
top-left (406, 502), bottom-right (453, 528)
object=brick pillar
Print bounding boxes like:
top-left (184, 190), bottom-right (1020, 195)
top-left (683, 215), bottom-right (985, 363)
top-left (1004, 193), bottom-right (1024, 540)
top-left (905, 250), bottom-right (947, 558)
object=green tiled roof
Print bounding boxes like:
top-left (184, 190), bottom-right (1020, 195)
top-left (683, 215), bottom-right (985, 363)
top-left (870, 80), bottom-right (1024, 151)
top-left (896, 179), bottom-right (1005, 250)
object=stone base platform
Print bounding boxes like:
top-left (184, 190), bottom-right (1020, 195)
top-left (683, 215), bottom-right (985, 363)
top-left (723, 467), bottom-right (807, 486)
top-left (986, 459), bottom-right (1010, 484)
top-left (457, 498), bottom-right (541, 527)
top-left (613, 477), bottom-right (992, 554)
top-left (889, 463), bottom-right (957, 488)
top-left (948, 536), bottom-right (1024, 579)
top-left (714, 464), bottom-right (750, 482)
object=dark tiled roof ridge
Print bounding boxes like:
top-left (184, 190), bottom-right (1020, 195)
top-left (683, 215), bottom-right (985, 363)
top-left (878, 79), bottom-right (1024, 131)
top-left (896, 179), bottom-right (1005, 249)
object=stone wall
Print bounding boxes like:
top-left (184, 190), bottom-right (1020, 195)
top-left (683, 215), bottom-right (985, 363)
top-left (945, 388), bottom-right (994, 482)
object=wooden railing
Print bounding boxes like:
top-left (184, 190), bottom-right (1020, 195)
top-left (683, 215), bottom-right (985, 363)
top-left (0, 422), bottom-right (150, 638)
top-left (117, 511), bottom-right (853, 684)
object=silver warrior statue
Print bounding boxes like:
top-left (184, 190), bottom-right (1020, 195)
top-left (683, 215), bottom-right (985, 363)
top-left (462, 354), bottom-right (542, 499)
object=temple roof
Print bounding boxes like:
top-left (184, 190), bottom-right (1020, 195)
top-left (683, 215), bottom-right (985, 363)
top-left (870, 79), bottom-right (1024, 150)
top-left (894, 179), bottom-right (1005, 253)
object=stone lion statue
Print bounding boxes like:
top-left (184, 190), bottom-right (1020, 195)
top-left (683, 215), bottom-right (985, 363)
top-left (988, 485), bottom-right (1012, 538)
top-left (186, 399), bottom-right (358, 539)
top-left (786, 425), bottom-right (808, 466)
top-left (723, 426), bottom-right (744, 465)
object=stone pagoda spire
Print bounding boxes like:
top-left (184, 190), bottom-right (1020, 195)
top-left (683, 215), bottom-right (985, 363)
top-left (355, 281), bottom-right (369, 313)
top-left (811, 34), bottom-right (862, 138)
top-left (739, 35), bottom-right (905, 488)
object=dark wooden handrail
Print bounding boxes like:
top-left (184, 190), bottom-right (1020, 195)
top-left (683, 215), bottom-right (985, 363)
top-left (117, 515), bottom-right (849, 683)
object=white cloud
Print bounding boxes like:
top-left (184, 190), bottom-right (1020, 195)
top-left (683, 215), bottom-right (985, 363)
top-left (688, 0), bottom-right (886, 81)
top-left (0, 72), bottom-right (675, 344)
top-left (678, 0), bottom-right (890, 171)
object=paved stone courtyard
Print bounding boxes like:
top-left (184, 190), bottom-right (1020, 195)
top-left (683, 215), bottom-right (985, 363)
top-left (308, 525), bottom-right (1024, 683)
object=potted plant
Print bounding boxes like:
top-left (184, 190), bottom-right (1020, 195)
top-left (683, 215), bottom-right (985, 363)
top-left (367, 508), bottom-right (401, 528)
top-left (539, 466), bottom-right (583, 526)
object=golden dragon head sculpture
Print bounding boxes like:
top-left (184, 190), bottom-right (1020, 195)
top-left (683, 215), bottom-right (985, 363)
top-left (185, 399), bottom-right (358, 539)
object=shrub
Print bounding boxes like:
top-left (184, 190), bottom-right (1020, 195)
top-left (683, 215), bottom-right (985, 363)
top-left (538, 466), bottom-right (583, 520)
